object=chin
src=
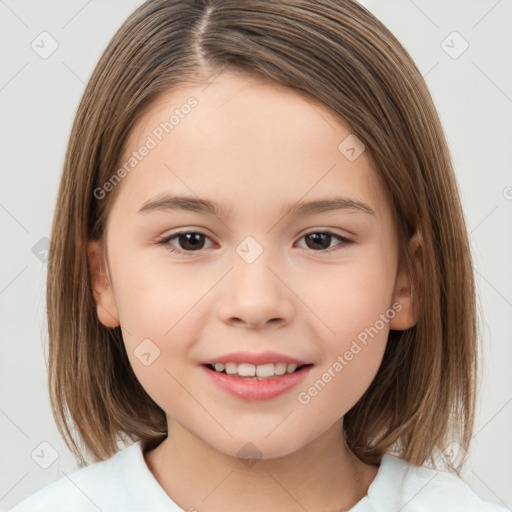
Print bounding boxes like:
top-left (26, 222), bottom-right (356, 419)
top-left (205, 427), bottom-right (315, 464)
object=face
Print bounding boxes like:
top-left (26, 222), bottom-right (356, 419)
top-left (88, 72), bottom-right (416, 460)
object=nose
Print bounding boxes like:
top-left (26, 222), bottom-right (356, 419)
top-left (216, 254), bottom-right (295, 330)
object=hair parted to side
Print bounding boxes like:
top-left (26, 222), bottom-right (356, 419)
top-left (47, 0), bottom-right (477, 471)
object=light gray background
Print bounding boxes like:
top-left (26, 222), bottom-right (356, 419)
top-left (1, 0), bottom-right (511, 510)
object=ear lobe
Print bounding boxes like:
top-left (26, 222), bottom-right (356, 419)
top-left (389, 231), bottom-right (422, 331)
top-left (87, 240), bottom-right (120, 328)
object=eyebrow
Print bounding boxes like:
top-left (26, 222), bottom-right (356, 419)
top-left (137, 194), bottom-right (375, 218)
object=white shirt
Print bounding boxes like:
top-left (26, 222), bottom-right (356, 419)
top-left (8, 440), bottom-right (508, 511)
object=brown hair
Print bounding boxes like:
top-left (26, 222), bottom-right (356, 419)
top-left (47, 0), bottom-right (477, 471)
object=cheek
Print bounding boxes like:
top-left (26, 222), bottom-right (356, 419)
top-left (292, 256), bottom-right (393, 410)
top-left (110, 256), bottom-right (211, 408)
top-left (301, 255), bottom-right (395, 344)
top-left (113, 255), bottom-right (201, 341)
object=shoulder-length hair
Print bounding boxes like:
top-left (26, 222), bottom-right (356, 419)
top-left (47, 0), bottom-right (476, 471)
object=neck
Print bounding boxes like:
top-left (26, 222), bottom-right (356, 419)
top-left (144, 419), bottom-right (378, 512)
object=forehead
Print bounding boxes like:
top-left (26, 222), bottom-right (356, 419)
top-left (112, 72), bottom-right (385, 220)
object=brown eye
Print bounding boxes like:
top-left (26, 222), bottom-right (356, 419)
top-left (297, 231), bottom-right (353, 253)
top-left (157, 229), bottom-right (352, 257)
top-left (157, 231), bottom-right (213, 255)
top-left (175, 232), bottom-right (207, 251)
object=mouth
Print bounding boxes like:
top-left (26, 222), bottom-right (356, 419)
top-left (200, 361), bottom-right (314, 401)
top-left (202, 362), bottom-right (313, 380)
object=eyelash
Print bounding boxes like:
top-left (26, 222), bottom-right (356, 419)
top-left (156, 230), bottom-right (353, 256)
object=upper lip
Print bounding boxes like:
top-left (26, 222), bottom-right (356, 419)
top-left (200, 351), bottom-right (311, 366)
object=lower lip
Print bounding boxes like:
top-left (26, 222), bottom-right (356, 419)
top-left (201, 365), bottom-right (313, 401)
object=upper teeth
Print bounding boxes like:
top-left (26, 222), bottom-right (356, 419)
top-left (213, 362), bottom-right (299, 377)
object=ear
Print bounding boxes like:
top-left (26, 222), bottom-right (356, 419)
top-left (87, 240), bottom-right (120, 328)
top-left (389, 231), bottom-right (422, 330)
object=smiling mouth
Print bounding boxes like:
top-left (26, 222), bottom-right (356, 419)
top-left (203, 362), bottom-right (313, 380)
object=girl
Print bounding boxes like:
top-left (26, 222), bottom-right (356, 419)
top-left (8, 0), bottom-right (508, 510)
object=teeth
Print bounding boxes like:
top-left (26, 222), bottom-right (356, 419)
top-left (286, 363), bottom-right (297, 373)
top-left (274, 363), bottom-right (287, 375)
top-left (225, 362), bottom-right (237, 375)
top-left (210, 362), bottom-right (304, 378)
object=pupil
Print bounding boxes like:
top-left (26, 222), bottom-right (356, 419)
top-left (180, 233), bottom-right (204, 250)
top-left (305, 233), bottom-right (331, 250)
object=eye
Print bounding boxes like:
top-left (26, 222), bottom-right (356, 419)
top-left (296, 231), bottom-right (353, 253)
top-left (157, 231), bottom-right (214, 256)
top-left (156, 229), bottom-right (353, 256)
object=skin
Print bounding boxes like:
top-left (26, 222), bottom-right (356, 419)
top-left (88, 71), bottom-right (420, 511)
